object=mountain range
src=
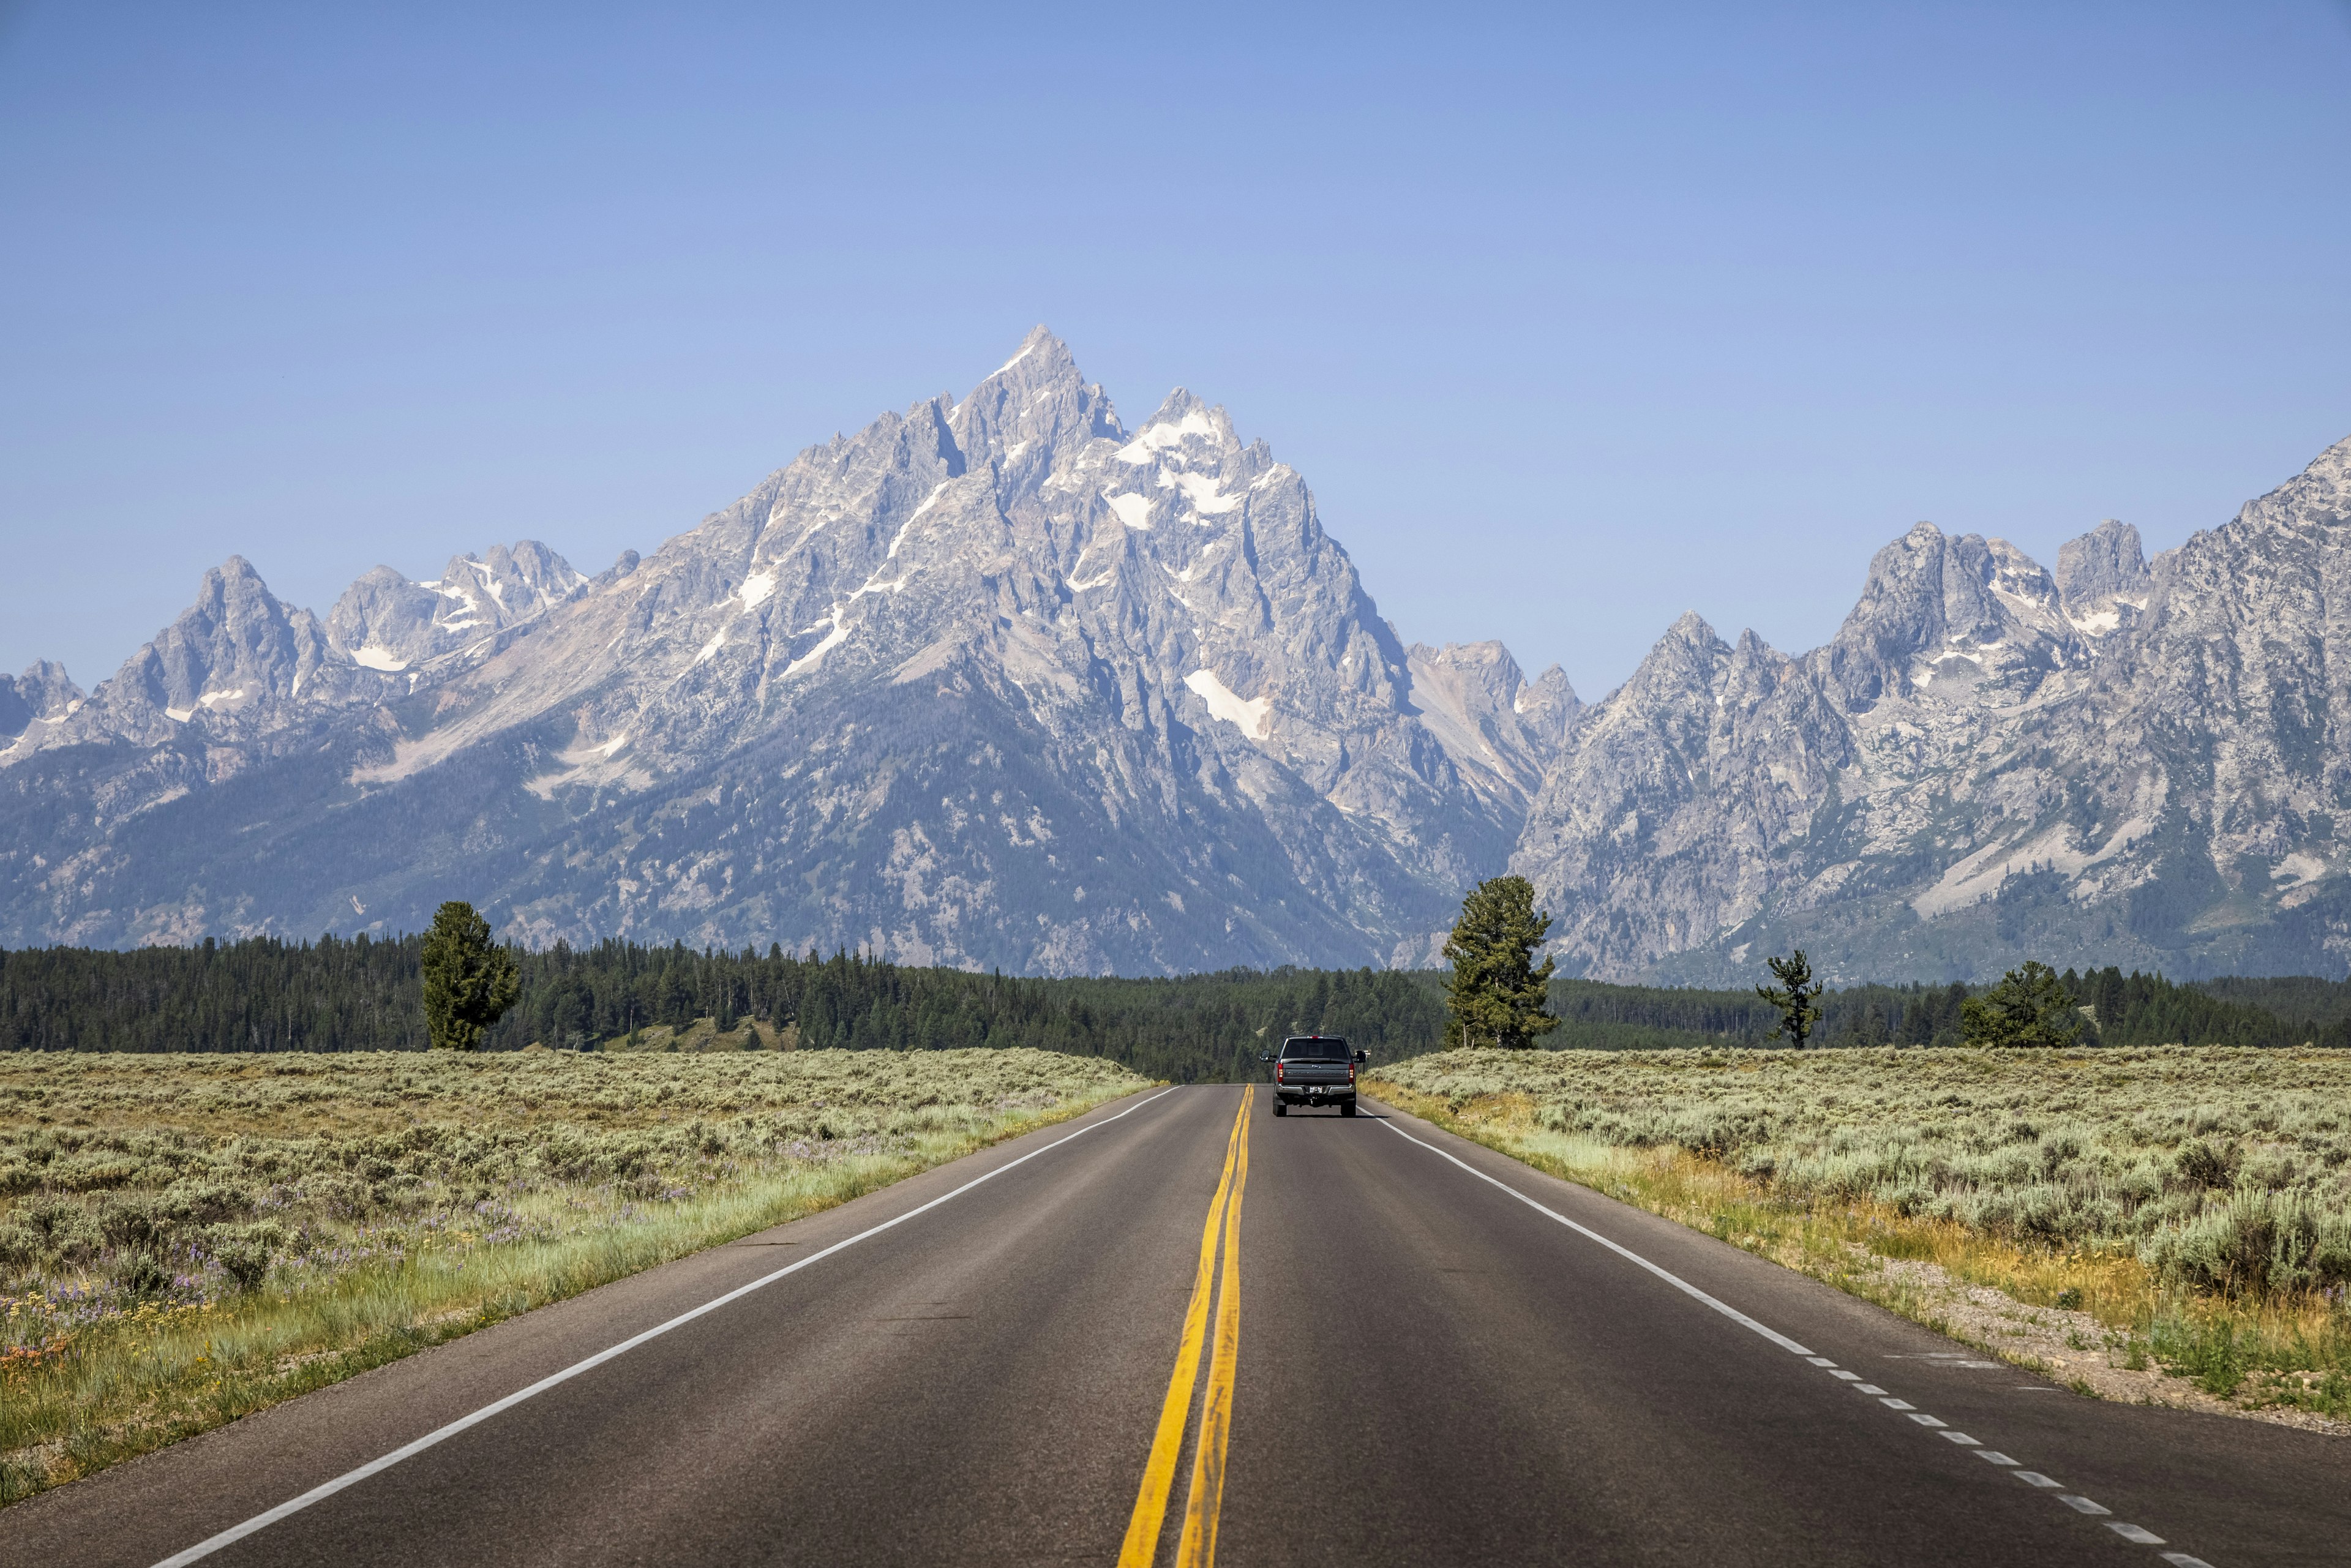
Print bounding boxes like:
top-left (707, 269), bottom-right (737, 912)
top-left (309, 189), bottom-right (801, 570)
top-left (6, 328), bottom-right (2347, 984)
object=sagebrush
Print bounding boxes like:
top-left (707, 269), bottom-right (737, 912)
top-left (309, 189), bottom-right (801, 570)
top-left (1378, 1046), bottom-right (2351, 1299)
top-left (0, 1048), bottom-right (1146, 1503)
top-left (1373, 1045), bottom-right (2351, 1420)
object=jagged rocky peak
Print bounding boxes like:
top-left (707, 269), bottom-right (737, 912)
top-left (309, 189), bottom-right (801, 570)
top-left (1409, 640), bottom-right (1527, 721)
top-left (1560, 610), bottom-right (1734, 756)
top-left (324, 541), bottom-right (587, 673)
top-left (2238, 430), bottom-right (2351, 534)
top-left (1515, 665), bottom-right (1581, 745)
top-left (1123, 387), bottom-right (1238, 455)
top-left (1425, 643), bottom-right (1581, 730)
top-left (1086, 386), bottom-right (1286, 557)
top-left (442, 541), bottom-right (587, 617)
top-left (135, 556), bottom-right (330, 721)
top-left (1624, 610), bottom-right (1730, 700)
top-left (951, 326), bottom-right (1123, 462)
top-left (0, 658), bottom-right (83, 738)
top-left (325, 567), bottom-right (441, 670)
top-left (1815, 522), bottom-right (2080, 710)
top-left (1403, 640), bottom-right (1569, 799)
top-left (2053, 519), bottom-right (2150, 636)
top-left (0, 661), bottom-right (83, 742)
top-left (1, 556), bottom-right (337, 754)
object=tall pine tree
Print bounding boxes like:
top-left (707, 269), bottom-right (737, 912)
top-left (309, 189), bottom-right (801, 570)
top-left (420, 901), bottom-right (521, 1051)
top-left (1442, 876), bottom-right (1559, 1049)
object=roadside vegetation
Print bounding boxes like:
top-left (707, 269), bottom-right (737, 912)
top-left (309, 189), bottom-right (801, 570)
top-left (0, 1048), bottom-right (1146, 1506)
top-left (1371, 1046), bottom-right (2351, 1425)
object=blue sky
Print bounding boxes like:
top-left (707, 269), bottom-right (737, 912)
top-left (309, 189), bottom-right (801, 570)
top-left (5, 2), bottom-right (2349, 699)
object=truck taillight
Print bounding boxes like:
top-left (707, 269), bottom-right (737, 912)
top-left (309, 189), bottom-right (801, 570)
top-left (1349, 1062), bottom-right (1357, 1083)
top-left (1274, 1062), bottom-right (1285, 1083)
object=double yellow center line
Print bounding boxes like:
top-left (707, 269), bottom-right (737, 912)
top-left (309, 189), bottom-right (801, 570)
top-left (1117, 1090), bottom-right (1251, 1568)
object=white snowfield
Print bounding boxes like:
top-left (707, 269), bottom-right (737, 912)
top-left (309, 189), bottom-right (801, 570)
top-left (1183, 669), bottom-right (1272, 740)
top-left (1115, 409), bottom-right (1218, 463)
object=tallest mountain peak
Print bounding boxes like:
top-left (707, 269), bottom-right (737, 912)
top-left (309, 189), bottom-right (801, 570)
top-left (953, 327), bottom-right (1120, 451)
top-left (984, 324), bottom-right (1076, 384)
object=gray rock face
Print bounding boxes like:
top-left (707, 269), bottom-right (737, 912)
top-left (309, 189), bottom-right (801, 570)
top-left (6, 331), bottom-right (2347, 983)
top-left (1516, 433), bottom-right (2351, 984)
top-left (1404, 641), bottom-right (1577, 810)
top-left (0, 662), bottom-right (83, 743)
top-left (1515, 613), bottom-right (1848, 969)
top-left (5, 542), bottom-right (588, 767)
top-left (2055, 519), bottom-right (2152, 638)
top-left (323, 542), bottom-right (589, 677)
top-left (17, 557), bottom-right (343, 752)
top-left (0, 331), bottom-right (1532, 969)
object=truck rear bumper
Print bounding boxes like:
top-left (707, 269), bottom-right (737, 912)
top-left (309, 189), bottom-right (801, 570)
top-left (1274, 1086), bottom-right (1355, 1105)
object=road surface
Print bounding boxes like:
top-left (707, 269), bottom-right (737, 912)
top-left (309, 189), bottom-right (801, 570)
top-left (4, 1086), bottom-right (2342, 1567)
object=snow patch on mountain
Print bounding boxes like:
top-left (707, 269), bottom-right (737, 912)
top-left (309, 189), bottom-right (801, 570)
top-left (1173, 473), bottom-right (1239, 516)
top-left (1185, 669), bottom-right (1272, 739)
top-left (1117, 410), bottom-right (1218, 463)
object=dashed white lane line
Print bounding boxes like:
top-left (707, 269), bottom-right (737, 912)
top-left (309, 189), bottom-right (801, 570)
top-left (1805, 1361), bottom-right (2182, 1553)
top-left (1378, 1112), bottom-right (2213, 1566)
top-left (150, 1086), bottom-right (1186, 1568)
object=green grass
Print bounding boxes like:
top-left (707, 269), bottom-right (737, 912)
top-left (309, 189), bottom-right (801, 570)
top-left (0, 1047), bottom-right (1149, 1504)
top-left (1371, 1046), bottom-right (2351, 1422)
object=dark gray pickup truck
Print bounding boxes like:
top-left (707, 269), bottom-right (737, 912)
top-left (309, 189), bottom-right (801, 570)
top-left (1261, 1035), bottom-right (1368, 1116)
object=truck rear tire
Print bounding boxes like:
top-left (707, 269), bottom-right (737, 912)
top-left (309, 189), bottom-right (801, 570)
top-left (1341, 1100), bottom-right (1357, 1117)
top-left (1273, 1100), bottom-right (1287, 1116)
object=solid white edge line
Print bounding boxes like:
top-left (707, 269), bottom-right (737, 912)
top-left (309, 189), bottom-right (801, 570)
top-left (1373, 1114), bottom-right (1813, 1356)
top-left (1376, 1113), bottom-right (2222, 1558)
top-left (150, 1085), bottom-right (1185, 1568)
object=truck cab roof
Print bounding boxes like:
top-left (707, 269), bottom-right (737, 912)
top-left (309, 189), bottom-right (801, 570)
top-left (1278, 1036), bottom-right (1351, 1060)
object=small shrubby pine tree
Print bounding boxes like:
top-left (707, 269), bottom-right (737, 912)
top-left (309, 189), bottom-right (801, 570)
top-left (420, 901), bottom-right (521, 1051)
top-left (1756, 949), bottom-right (1826, 1049)
top-left (1442, 876), bottom-right (1559, 1049)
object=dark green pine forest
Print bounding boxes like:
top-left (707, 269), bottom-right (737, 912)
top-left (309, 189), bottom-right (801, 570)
top-left (4, 936), bottom-right (2348, 1081)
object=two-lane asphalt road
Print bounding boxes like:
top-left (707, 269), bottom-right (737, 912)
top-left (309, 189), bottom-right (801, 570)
top-left (5, 1087), bottom-right (2344, 1567)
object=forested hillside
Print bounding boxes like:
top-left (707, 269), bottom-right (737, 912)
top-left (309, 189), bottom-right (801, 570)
top-left (2, 939), bottom-right (2342, 1079)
